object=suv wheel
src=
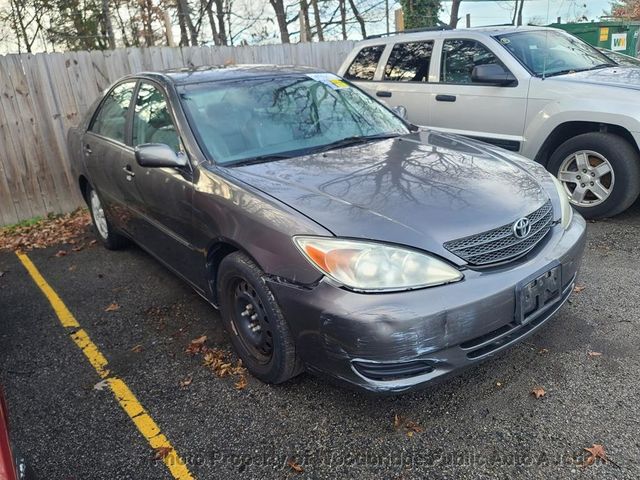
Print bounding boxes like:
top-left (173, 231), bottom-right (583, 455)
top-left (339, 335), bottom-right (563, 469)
top-left (217, 251), bottom-right (304, 384)
top-left (548, 132), bottom-right (640, 218)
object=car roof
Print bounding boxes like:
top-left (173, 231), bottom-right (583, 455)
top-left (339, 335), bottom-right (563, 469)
top-left (129, 64), bottom-right (326, 86)
top-left (356, 25), bottom-right (560, 46)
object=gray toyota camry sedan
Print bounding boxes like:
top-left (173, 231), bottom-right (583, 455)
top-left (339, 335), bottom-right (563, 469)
top-left (68, 65), bottom-right (586, 393)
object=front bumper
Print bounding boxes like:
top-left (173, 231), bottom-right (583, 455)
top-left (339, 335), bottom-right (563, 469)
top-left (269, 214), bottom-right (587, 394)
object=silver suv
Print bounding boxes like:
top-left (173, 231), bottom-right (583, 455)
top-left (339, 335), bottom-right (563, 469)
top-left (338, 26), bottom-right (640, 218)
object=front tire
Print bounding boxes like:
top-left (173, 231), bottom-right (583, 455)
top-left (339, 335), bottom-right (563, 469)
top-left (547, 132), bottom-right (640, 218)
top-left (87, 185), bottom-right (129, 250)
top-left (217, 252), bottom-right (303, 384)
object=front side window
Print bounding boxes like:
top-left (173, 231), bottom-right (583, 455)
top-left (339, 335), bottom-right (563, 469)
top-left (495, 30), bottom-right (615, 77)
top-left (344, 45), bottom-right (385, 81)
top-left (90, 81), bottom-right (136, 142)
top-left (179, 74), bottom-right (409, 165)
top-left (441, 39), bottom-right (506, 84)
top-left (384, 41), bottom-right (434, 82)
top-left (132, 83), bottom-right (181, 152)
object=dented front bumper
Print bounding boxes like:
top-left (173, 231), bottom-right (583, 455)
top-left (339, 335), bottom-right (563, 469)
top-left (269, 214), bottom-right (587, 394)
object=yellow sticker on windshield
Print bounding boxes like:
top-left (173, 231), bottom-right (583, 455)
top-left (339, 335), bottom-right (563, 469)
top-left (329, 79), bottom-right (349, 89)
top-left (307, 73), bottom-right (349, 89)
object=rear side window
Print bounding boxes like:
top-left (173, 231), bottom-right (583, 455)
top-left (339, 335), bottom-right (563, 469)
top-left (90, 81), bottom-right (136, 142)
top-left (384, 41), bottom-right (434, 81)
top-left (441, 39), bottom-right (506, 84)
top-left (344, 45), bottom-right (385, 81)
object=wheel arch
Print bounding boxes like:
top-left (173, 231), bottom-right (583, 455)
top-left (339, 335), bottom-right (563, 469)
top-left (534, 121), bottom-right (640, 167)
top-left (78, 175), bottom-right (90, 204)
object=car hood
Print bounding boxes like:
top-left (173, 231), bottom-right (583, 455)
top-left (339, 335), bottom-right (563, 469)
top-left (221, 131), bottom-right (550, 264)
top-left (548, 66), bottom-right (640, 91)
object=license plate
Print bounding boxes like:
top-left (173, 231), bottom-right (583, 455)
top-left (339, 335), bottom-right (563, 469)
top-left (516, 265), bottom-right (561, 325)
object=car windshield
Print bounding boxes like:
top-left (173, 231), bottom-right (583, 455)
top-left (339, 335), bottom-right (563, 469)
top-left (598, 48), bottom-right (640, 67)
top-left (495, 30), bottom-right (615, 77)
top-left (179, 74), bottom-right (409, 165)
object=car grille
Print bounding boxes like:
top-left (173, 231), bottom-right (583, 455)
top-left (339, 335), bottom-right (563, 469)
top-left (443, 200), bottom-right (554, 266)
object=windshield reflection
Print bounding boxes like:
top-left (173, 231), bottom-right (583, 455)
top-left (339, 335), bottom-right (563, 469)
top-left (179, 75), bottom-right (408, 165)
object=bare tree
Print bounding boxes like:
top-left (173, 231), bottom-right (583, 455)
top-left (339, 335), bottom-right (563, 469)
top-left (269, 0), bottom-right (290, 43)
top-left (339, 0), bottom-right (347, 39)
top-left (310, 0), bottom-right (324, 40)
top-left (348, 0), bottom-right (366, 38)
top-left (449, 0), bottom-right (462, 28)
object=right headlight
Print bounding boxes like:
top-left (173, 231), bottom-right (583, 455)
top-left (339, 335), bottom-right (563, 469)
top-left (294, 236), bottom-right (463, 292)
top-left (550, 173), bottom-right (573, 229)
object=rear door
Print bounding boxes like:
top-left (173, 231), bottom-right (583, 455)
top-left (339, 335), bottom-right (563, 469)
top-left (428, 38), bottom-right (529, 152)
top-left (83, 81), bottom-right (137, 232)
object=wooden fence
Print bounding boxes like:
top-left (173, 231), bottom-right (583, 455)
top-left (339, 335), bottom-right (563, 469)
top-left (0, 40), bottom-right (356, 226)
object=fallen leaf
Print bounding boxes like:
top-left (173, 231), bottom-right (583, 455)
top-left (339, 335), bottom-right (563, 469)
top-left (573, 284), bottom-right (586, 293)
top-left (153, 446), bottom-right (172, 461)
top-left (89, 239), bottom-right (97, 246)
top-left (538, 348), bottom-right (549, 354)
top-left (496, 381), bottom-right (503, 387)
top-left (287, 458), bottom-right (304, 474)
top-left (393, 414), bottom-right (423, 437)
top-left (588, 351), bottom-right (603, 358)
top-left (394, 414), bottom-right (402, 429)
top-left (531, 387), bottom-right (546, 399)
top-left (179, 375), bottom-right (193, 389)
top-left (0, 210), bottom-right (91, 252)
top-left (93, 379), bottom-right (110, 391)
top-left (68, 265), bottom-right (77, 272)
top-left (54, 250), bottom-right (67, 257)
top-left (234, 375), bottom-right (247, 390)
top-left (131, 344), bottom-right (143, 353)
top-left (105, 303), bottom-right (120, 312)
top-left (582, 444), bottom-right (608, 467)
top-left (185, 335), bottom-right (207, 355)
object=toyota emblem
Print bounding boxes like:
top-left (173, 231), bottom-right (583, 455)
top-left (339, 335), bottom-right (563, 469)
top-left (512, 217), bottom-right (531, 239)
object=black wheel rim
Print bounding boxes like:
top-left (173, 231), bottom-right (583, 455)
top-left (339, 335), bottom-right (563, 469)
top-left (230, 277), bottom-right (273, 365)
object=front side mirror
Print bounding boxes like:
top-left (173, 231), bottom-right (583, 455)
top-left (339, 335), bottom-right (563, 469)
top-left (135, 143), bottom-right (188, 168)
top-left (471, 64), bottom-right (517, 86)
top-left (392, 105), bottom-right (408, 119)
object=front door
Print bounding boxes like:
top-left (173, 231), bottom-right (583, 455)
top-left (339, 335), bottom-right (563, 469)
top-left (123, 81), bottom-right (203, 289)
top-left (429, 38), bottom-right (529, 152)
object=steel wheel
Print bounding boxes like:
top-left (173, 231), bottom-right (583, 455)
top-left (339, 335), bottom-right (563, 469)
top-left (231, 277), bottom-right (274, 365)
top-left (557, 150), bottom-right (615, 208)
top-left (90, 189), bottom-right (109, 239)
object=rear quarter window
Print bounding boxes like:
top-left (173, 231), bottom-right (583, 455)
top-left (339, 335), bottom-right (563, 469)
top-left (344, 45), bottom-right (385, 81)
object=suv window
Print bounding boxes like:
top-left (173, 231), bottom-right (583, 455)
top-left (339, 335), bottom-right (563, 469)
top-left (441, 39), bottom-right (506, 84)
top-left (384, 41), bottom-right (434, 82)
top-left (344, 45), bottom-right (385, 81)
top-left (90, 82), bottom-right (136, 142)
top-left (132, 83), bottom-right (180, 152)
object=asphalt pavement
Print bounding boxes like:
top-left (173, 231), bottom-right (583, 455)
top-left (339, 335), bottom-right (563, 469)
top-left (1, 202), bottom-right (639, 479)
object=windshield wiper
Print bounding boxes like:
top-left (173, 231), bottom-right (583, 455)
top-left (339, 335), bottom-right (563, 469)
top-left (544, 63), bottom-right (616, 78)
top-left (310, 133), bottom-right (401, 154)
top-left (224, 153), bottom-right (298, 167)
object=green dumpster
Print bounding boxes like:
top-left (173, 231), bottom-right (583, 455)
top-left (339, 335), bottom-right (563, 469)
top-left (548, 21), bottom-right (640, 57)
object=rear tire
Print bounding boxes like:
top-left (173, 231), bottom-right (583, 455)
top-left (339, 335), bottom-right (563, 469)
top-left (547, 132), bottom-right (640, 219)
top-left (217, 251), bottom-right (303, 384)
top-left (86, 185), bottom-right (129, 250)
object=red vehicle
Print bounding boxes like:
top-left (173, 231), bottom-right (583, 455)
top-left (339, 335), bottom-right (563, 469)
top-left (0, 387), bottom-right (27, 480)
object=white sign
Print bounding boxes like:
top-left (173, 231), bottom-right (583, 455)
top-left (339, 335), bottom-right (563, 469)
top-left (611, 33), bottom-right (627, 52)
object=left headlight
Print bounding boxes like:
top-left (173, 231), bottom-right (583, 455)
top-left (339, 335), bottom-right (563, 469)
top-left (294, 236), bottom-right (463, 292)
top-left (549, 173), bottom-right (573, 229)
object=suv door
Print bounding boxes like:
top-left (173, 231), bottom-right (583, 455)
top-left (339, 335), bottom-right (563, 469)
top-left (371, 40), bottom-right (435, 126)
top-left (126, 81), bottom-right (203, 288)
top-left (429, 38), bottom-right (529, 152)
top-left (84, 81), bottom-right (137, 232)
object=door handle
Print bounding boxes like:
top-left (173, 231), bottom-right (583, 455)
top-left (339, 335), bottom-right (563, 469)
top-left (122, 166), bottom-right (135, 179)
top-left (435, 94), bottom-right (456, 102)
top-left (83, 144), bottom-right (92, 155)
top-left (376, 91), bottom-right (392, 98)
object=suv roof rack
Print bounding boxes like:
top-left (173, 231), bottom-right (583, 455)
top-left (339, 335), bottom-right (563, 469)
top-left (366, 23), bottom-right (452, 39)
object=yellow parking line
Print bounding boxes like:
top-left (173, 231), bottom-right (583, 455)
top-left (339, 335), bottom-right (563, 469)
top-left (16, 251), bottom-right (194, 480)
